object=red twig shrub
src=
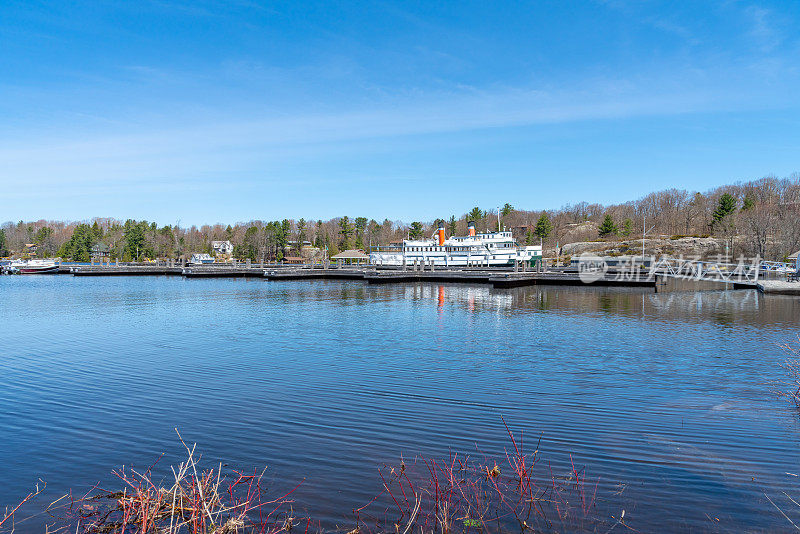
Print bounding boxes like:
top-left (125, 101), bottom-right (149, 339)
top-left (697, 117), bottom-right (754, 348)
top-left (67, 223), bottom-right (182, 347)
top-left (22, 422), bottom-right (622, 533)
top-left (353, 418), bottom-right (608, 533)
top-left (61, 430), bottom-right (302, 534)
top-left (0, 480), bottom-right (45, 531)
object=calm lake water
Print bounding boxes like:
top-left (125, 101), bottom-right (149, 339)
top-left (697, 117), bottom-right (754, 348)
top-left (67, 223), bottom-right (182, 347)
top-left (1, 276), bottom-right (799, 532)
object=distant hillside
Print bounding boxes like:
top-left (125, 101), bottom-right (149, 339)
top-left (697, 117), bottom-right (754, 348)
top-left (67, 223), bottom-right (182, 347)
top-left (2, 174), bottom-right (798, 262)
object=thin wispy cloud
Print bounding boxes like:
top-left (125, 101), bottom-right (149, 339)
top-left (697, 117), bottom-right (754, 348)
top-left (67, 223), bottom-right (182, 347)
top-left (0, 1), bottom-right (798, 223)
top-left (0, 78), bottom-right (766, 176)
top-left (746, 6), bottom-right (782, 53)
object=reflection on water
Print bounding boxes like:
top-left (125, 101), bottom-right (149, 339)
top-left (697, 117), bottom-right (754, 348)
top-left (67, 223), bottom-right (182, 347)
top-left (367, 282), bottom-right (794, 328)
top-left (0, 276), bottom-right (798, 532)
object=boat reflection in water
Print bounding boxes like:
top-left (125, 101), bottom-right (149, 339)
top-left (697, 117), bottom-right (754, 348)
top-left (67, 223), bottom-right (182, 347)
top-left (398, 282), bottom-right (775, 317)
top-left (402, 283), bottom-right (513, 313)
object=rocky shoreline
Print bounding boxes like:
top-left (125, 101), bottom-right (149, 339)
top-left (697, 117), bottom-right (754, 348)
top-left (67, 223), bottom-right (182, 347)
top-left (558, 236), bottom-right (737, 260)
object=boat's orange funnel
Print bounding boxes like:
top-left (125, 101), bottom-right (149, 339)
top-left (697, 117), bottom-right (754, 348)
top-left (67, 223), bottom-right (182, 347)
top-left (437, 223), bottom-right (446, 246)
top-left (467, 221), bottom-right (476, 237)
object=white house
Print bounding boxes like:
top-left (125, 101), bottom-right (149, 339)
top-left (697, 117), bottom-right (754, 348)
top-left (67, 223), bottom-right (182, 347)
top-left (211, 240), bottom-right (234, 256)
top-left (189, 253), bottom-right (215, 265)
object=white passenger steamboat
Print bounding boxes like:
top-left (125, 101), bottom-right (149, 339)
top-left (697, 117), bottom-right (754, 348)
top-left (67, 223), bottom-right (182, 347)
top-left (370, 221), bottom-right (542, 267)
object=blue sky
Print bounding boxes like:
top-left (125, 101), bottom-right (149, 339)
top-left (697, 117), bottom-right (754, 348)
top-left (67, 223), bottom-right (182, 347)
top-left (1, 0), bottom-right (799, 225)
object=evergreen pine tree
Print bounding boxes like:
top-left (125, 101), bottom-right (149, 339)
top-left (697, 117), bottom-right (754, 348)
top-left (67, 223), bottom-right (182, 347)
top-left (447, 216), bottom-right (457, 237)
top-left (467, 207), bottom-right (483, 227)
top-left (338, 216), bottom-right (354, 249)
top-left (525, 230), bottom-right (535, 245)
top-left (598, 214), bottom-right (618, 238)
top-left (409, 221), bottom-right (424, 239)
top-left (712, 193), bottom-right (737, 223)
top-left (534, 213), bottom-right (553, 240)
top-left (621, 218), bottom-right (633, 237)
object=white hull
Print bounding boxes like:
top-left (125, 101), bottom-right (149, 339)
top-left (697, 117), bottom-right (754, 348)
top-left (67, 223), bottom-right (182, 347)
top-left (372, 252), bottom-right (524, 267)
top-left (9, 260), bottom-right (59, 274)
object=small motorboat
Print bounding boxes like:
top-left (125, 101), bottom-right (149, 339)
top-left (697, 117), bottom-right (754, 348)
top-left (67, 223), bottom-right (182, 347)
top-left (9, 259), bottom-right (60, 274)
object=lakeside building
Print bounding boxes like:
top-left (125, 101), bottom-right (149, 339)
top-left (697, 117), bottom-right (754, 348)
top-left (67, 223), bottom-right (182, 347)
top-left (189, 253), bottom-right (214, 265)
top-left (91, 243), bottom-right (110, 261)
top-left (331, 249), bottom-right (370, 265)
top-left (211, 240), bottom-right (234, 256)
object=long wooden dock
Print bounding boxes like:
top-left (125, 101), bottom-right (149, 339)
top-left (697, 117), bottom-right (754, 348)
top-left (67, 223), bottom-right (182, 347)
top-left (7, 258), bottom-right (783, 294)
top-left (25, 264), bottom-right (662, 289)
top-left (264, 269), bottom-right (368, 281)
top-left (182, 267), bottom-right (265, 278)
top-left (71, 265), bottom-right (183, 276)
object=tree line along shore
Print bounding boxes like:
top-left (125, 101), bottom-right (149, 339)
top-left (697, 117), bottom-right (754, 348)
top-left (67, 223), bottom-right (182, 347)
top-left (1, 174), bottom-right (798, 263)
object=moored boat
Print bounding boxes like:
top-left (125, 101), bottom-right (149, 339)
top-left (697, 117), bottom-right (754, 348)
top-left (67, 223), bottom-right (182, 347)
top-left (370, 221), bottom-right (542, 267)
top-left (9, 259), bottom-right (59, 274)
